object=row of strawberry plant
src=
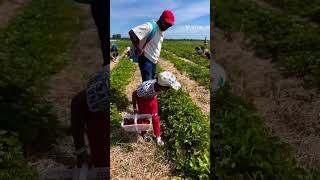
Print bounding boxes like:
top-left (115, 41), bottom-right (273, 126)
top-left (259, 0), bottom-right (320, 23)
top-left (110, 57), bottom-right (136, 128)
top-left (211, 84), bottom-right (320, 179)
top-left (160, 51), bottom-right (210, 89)
top-left (156, 65), bottom-right (210, 179)
top-left (163, 40), bottom-right (210, 68)
top-left (0, 0), bottom-right (85, 178)
top-left (214, 0), bottom-right (320, 87)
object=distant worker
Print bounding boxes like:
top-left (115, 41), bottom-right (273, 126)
top-left (110, 43), bottom-right (120, 62)
top-left (204, 36), bottom-right (207, 47)
top-left (201, 46), bottom-right (211, 59)
top-left (195, 46), bottom-right (203, 55)
top-left (195, 46), bottom-right (211, 60)
top-left (124, 46), bottom-right (131, 58)
top-left (129, 10), bottom-right (175, 82)
top-left (132, 71), bottom-right (181, 146)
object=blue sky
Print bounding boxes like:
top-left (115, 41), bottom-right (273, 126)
top-left (110, 0), bottom-right (210, 40)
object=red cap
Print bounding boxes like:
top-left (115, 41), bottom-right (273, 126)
top-left (160, 10), bottom-right (174, 25)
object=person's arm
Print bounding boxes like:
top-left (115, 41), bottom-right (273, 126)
top-left (132, 90), bottom-right (138, 113)
top-left (128, 23), bottom-right (152, 54)
top-left (129, 30), bottom-right (140, 48)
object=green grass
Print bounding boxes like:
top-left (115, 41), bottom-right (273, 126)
top-left (214, 0), bottom-right (320, 87)
top-left (0, 0), bottom-right (85, 178)
top-left (161, 51), bottom-right (210, 89)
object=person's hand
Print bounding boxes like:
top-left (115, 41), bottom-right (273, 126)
top-left (135, 48), bottom-right (143, 56)
top-left (75, 147), bottom-right (92, 168)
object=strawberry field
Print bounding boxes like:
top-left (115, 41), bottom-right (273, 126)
top-left (213, 0), bottom-right (320, 179)
top-left (110, 39), bottom-right (210, 179)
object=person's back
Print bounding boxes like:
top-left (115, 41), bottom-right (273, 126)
top-left (195, 46), bottom-right (203, 55)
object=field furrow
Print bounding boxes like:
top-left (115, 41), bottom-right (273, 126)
top-left (159, 58), bottom-right (210, 115)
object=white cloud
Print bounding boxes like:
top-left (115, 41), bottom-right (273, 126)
top-left (165, 25), bottom-right (210, 39)
top-left (172, 1), bottom-right (210, 24)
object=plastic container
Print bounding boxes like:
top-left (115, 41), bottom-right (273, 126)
top-left (42, 165), bottom-right (109, 180)
top-left (121, 114), bottom-right (153, 132)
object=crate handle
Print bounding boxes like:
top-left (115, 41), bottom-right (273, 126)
top-left (134, 113), bottom-right (138, 132)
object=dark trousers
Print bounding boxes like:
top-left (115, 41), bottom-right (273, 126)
top-left (138, 55), bottom-right (156, 82)
top-left (91, 0), bottom-right (108, 66)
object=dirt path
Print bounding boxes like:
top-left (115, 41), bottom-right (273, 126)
top-left (29, 4), bottom-right (104, 172)
top-left (214, 28), bottom-right (320, 170)
top-left (158, 58), bottom-right (210, 115)
top-left (110, 65), bottom-right (172, 179)
top-left (0, 0), bottom-right (28, 30)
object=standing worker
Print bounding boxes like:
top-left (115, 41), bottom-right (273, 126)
top-left (128, 10), bottom-right (175, 82)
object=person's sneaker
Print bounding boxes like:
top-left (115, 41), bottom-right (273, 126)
top-left (156, 137), bottom-right (164, 146)
top-left (143, 134), bottom-right (153, 142)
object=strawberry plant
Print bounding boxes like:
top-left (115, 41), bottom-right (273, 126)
top-left (110, 56), bottom-right (136, 128)
top-left (0, 130), bottom-right (39, 178)
top-left (157, 81), bottom-right (210, 178)
top-left (260, 0), bottom-right (320, 23)
top-left (0, 0), bottom-right (84, 152)
top-left (0, 0), bottom-right (85, 175)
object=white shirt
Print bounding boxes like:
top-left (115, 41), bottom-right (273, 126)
top-left (132, 21), bottom-right (164, 64)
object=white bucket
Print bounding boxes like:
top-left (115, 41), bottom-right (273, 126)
top-left (121, 114), bottom-right (153, 132)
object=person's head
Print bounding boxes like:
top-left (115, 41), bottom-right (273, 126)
top-left (157, 10), bottom-right (174, 31)
top-left (200, 46), bottom-right (205, 50)
top-left (154, 71), bottom-right (181, 92)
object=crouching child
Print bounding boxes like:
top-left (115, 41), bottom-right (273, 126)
top-left (131, 71), bottom-right (181, 146)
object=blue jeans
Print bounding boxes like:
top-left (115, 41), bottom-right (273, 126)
top-left (138, 55), bottom-right (156, 82)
